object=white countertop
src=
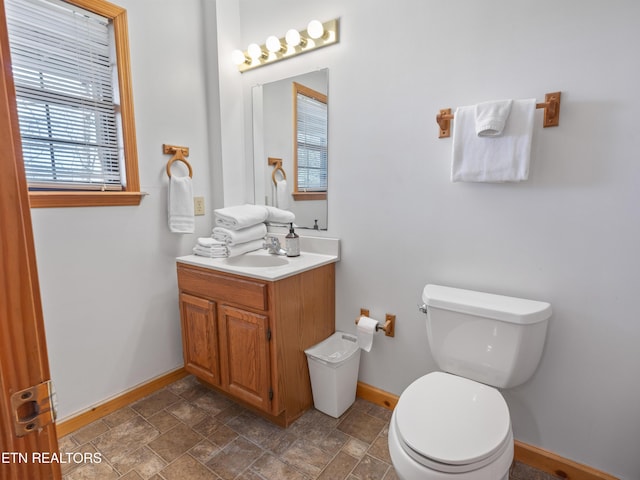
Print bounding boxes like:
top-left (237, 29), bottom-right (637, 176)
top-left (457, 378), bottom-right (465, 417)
top-left (177, 235), bottom-right (340, 281)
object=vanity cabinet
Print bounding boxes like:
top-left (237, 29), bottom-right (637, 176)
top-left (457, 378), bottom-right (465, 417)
top-left (177, 261), bottom-right (335, 426)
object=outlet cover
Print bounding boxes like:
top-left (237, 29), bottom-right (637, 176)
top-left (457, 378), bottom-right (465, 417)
top-left (194, 196), bottom-right (205, 216)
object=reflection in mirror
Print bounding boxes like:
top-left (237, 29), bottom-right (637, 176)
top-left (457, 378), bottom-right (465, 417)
top-left (253, 69), bottom-right (328, 230)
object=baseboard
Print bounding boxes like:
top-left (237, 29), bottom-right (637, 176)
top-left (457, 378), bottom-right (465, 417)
top-left (355, 381), bottom-right (618, 480)
top-left (514, 441), bottom-right (618, 480)
top-left (356, 380), bottom-right (399, 409)
top-left (55, 367), bottom-right (188, 438)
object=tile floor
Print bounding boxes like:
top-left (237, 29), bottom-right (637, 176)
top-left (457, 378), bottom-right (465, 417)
top-left (59, 375), bottom-right (560, 480)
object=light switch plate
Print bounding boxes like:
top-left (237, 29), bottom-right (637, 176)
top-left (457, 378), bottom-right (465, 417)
top-left (194, 196), bottom-right (205, 216)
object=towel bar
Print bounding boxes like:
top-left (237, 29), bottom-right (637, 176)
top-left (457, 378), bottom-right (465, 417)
top-left (164, 144), bottom-right (193, 178)
top-left (436, 92), bottom-right (561, 138)
top-left (268, 157), bottom-right (287, 186)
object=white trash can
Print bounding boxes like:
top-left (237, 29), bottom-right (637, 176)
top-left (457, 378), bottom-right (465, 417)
top-left (305, 332), bottom-right (361, 418)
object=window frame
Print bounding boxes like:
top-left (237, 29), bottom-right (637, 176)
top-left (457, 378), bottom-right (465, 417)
top-left (10, 0), bottom-right (140, 208)
top-left (292, 81), bottom-right (327, 201)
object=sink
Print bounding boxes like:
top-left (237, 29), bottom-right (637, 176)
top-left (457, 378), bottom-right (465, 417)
top-left (224, 254), bottom-right (289, 268)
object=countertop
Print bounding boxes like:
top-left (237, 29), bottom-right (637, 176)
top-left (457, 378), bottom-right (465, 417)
top-left (176, 235), bottom-right (340, 281)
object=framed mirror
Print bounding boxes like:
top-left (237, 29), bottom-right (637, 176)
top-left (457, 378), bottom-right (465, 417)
top-left (252, 69), bottom-right (328, 230)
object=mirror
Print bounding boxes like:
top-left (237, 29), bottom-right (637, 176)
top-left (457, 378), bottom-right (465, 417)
top-left (252, 69), bottom-right (328, 230)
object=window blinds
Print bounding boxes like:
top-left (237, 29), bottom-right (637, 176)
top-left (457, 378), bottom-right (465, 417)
top-left (6, 0), bottom-right (123, 190)
top-left (296, 92), bottom-right (328, 192)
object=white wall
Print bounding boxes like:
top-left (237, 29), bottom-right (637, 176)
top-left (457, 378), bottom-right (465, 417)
top-left (229, 0), bottom-right (640, 478)
top-left (31, 0), bottom-right (219, 420)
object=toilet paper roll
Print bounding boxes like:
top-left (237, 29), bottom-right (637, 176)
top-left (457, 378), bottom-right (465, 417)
top-left (357, 315), bottom-right (378, 352)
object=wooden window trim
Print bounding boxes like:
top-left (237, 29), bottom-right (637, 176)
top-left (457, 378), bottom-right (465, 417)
top-left (291, 192), bottom-right (327, 201)
top-left (292, 82), bottom-right (327, 201)
top-left (25, 0), bottom-right (141, 208)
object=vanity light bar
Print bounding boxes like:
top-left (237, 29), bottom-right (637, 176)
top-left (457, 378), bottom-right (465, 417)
top-left (233, 18), bottom-right (339, 73)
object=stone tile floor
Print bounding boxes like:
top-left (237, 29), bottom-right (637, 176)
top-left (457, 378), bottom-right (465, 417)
top-left (59, 375), bottom-right (560, 479)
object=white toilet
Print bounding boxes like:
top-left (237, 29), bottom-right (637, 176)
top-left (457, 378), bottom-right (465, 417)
top-left (388, 284), bottom-right (552, 480)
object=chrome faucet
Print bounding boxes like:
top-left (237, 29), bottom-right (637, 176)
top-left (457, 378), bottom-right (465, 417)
top-left (263, 236), bottom-right (287, 255)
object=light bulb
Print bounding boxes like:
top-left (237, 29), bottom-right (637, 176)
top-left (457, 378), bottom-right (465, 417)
top-left (231, 49), bottom-right (248, 65)
top-left (266, 35), bottom-right (283, 53)
top-left (307, 20), bottom-right (324, 39)
top-left (247, 43), bottom-right (264, 61)
top-left (285, 28), bottom-right (301, 47)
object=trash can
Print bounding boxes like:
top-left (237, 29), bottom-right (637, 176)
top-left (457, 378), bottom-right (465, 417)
top-left (305, 332), bottom-right (361, 418)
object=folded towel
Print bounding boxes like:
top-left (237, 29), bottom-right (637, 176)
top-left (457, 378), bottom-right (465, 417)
top-left (475, 99), bottom-right (513, 137)
top-left (197, 237), bottom-right (226, 248)
top-left (264, 205), bottom-right (295, 225)
top-left (193, 245), bottom-right (227, 258)
top-left (452, 98), bottom-right (536, 183)
top-left (168, 175), bottom-right (195, 233)
top-left (193, 238), bottom-right (265, 258)
top-left (227, 239), bottom-right (265, 257)
top-left (212, 223), bottom-right (267, 246)
top-left (214, 204), bottom-right (268, 230)
top-left (275, 179), bottom-right (290, 209)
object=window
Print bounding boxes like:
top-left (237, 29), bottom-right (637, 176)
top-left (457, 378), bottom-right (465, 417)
top-left (292, 82), bottom-right (327, 201)
top-left (5, 0), bottom-right (140, 207)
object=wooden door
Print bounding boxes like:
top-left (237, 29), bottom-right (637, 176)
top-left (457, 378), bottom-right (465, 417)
top-left (218, 305), bottom-right (273, 412)
top-left (0, 0), bottom-right (61, 478)
top-left (179, 293), bottom-right (220, 386)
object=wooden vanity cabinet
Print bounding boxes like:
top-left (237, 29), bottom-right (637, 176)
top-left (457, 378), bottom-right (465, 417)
top-left (177, 262), bottom-right (335, 426)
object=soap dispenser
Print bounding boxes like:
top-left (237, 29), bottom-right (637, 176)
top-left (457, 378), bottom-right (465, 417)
top-left (285, 223), bottom-right (300, 257)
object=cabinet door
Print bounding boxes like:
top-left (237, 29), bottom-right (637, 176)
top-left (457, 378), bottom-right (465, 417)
top-left (218, 305), bottom-right (272, 412)
top-left (180, 293), bottom-right (220, 385)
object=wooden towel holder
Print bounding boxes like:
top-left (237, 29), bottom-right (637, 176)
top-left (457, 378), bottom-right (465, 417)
top-left (268, 157), bottom-right (287, 186)
top-left (436, 91), bottom-right (561, 138)
top-left (164, 144), bottom-right (193, 178)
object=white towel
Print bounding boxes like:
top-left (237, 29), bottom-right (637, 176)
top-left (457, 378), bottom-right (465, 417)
top-left (193, 245), bottom-right (227, 257)
top-left (214, 204), bottom-right (268, 230)
top-left (475, 99), bottom-right (513, 137)
top-left (197, 237), bottom-right (226, 248)
top-left (275, 179), bottom-right (290, 209)
top-left (168, 175), bottom-right (195, 233)
top-left (452, 99), bottom-right (536, 183)
top-left (212, 223), bottom-right (267, 246)
top-left (227, 239), bottom-right (265, 257)
top-left (264, 205), bottom-right (295, 225)
top-left (193, 238), bottom-right (265, 258)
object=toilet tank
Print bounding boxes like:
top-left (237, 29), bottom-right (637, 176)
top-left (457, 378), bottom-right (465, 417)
top-left (422, 284), bottom-right (552, 389)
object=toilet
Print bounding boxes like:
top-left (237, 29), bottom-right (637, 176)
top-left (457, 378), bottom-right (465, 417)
top-left (388, 284), bottom-right (552, 480)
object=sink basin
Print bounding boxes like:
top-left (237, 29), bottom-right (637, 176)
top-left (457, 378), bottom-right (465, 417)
top-left (224, 254), bottom-right (289, 268)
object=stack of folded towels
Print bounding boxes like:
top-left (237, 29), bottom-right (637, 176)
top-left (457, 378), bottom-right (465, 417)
top-left (192, 204), bottom-right (295, 258)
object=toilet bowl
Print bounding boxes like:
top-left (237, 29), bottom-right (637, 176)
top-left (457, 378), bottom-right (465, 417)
top-left (388, 372), bottom-right (513, 480)
top-left (389, 285), bottom-right (551, 480)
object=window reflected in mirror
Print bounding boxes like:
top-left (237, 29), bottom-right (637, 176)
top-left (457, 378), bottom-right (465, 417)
top-left (293, 82), bottom-right (327, 201)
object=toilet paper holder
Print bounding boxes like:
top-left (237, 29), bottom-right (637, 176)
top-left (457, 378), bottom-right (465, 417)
top-left (355, 309), bottom-right (395, 337)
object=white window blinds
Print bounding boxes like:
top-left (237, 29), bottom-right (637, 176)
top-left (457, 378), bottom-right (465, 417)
top-left (5, 0), bottom-right (124, 190)
top-left (296, 91), bottom-right (328, 192)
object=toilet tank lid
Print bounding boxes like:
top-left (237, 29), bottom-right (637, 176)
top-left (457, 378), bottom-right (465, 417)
top-left (422, 284), bottom-right (552, 325)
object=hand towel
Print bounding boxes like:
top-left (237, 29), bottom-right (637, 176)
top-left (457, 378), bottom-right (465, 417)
top-left (168, 175), bottom-right (195, 233)
top-left (193, 245), bottom-right (227, 257)
top-left (475, 99), bottom-right (513, 137)
top-left (275, 179), bottom-right (290, 209)
top-left (214, 204), bottom-right (268, 230)
top-left (197, 237), bottom-right (226, 248)
top-left (264, 205), bottom-right (295, 225)
top-left (192, 238), bottom-right (264, 258)
top-left (193, 237), bottom-right (227, 257)
top-left (212, 223), bottom-right (267, 246)
top-left (451, 98), bottom-right (536, 183)
top-left (227, 239), bottom-right (265, 257)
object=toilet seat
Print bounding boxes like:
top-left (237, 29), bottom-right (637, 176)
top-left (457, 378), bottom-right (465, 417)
top-left (394, 372), bottom-right (511, 473)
